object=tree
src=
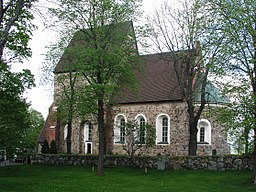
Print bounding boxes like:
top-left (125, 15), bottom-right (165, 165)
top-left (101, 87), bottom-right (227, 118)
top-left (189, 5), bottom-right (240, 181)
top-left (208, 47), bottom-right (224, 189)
top-left (0, 0), bottom-right (36, 63)
top-left (45, 0), bottom-right (143, 175)
top-left (115, 120), bottom-right (155, 159)
top-left (22, 109), bottom-right (45, 152)
top-left (147, 0), bottom-right (220, 155)
top-left (216, 91), bottom-right (254, 155)
top-left (49, 140), bottom-right (57, 154)
top-left (0, 0), bottom-right (36, 158)
top-left (56, 71), bottom-right (78, 154)
top-left (203, 0), bottom-right (256, 184)
top-left (0, 63), bottom-right (34, 158)
top-left (41, 139), bottom-right (49, 154)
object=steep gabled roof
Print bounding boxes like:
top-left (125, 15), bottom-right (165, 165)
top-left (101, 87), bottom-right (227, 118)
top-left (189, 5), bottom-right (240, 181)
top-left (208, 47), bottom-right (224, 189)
top-left (115, 52), bottom-right (184, 103)
top-left (54, 21), bottom-right (227, 104)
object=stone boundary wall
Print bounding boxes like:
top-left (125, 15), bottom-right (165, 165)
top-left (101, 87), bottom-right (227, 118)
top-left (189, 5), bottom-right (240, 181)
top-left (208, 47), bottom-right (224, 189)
top-left (31, 154), bottom-right (253, 171)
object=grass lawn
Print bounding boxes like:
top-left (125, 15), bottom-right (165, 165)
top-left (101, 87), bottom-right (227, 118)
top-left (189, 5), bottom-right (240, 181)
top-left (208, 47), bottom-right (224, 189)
top-left (0, 165), bottom-right (256, 192)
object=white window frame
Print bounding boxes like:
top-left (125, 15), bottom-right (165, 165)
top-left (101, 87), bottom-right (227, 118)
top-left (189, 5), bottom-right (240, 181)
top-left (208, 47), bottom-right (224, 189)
top-left (156, 114), bottom-right (170, 145)
top-left (114, 114), bottom-right (127, 144)
top-left (135, 114), bottom-right (147, 144)
top-left (197, 119), bottom-right (211, 145)
top-left (84, 122), bottom-right (93, 154)
top-left (84, 122), bottom-right (93, 142)
top-left (64, 124), bottom-right (68, 140)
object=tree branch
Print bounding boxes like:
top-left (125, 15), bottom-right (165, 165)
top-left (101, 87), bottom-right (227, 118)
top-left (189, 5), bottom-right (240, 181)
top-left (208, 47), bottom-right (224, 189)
top-left (0, 0), bottom-right (25, 60)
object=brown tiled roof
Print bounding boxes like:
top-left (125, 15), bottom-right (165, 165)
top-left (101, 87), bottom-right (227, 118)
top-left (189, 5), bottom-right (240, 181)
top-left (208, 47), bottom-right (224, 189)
top-left (53, 21), bottom-right (191, 104)
top-left (115, 52), bottom-right (184, 104)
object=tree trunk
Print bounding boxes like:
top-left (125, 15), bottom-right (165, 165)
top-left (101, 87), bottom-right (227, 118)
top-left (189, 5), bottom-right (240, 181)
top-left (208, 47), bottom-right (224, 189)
top-left (253, 127), bottom-right (256, 184)
top-left (0, 0), bottom-right (26, 61)
top-left (105, 105), bottom-right (113, 155)
top-left (187, 101), bottom-right (197, 156)
top-left (251, 24), bottom-right (256, 184)
top-left (188, 115), bottom-right (197, 156)
top-left (55, 115), bottom-right (61, 152)
top-left (253, 93), bottom-right (256, 183)
top-left (244, 130), bottom-right (249, 155)
top-left (97, 99), bottom-right (105, 176)
top-left (66, 122), bottom-right (72, 154)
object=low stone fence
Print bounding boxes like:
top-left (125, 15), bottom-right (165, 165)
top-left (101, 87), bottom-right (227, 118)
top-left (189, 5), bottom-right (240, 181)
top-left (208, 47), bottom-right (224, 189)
top-left (31, 154), bottom-right (253, 171)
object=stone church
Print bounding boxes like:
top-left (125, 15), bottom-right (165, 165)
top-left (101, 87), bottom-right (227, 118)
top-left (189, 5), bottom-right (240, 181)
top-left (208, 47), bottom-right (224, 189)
top-left (39, 22), bottom-right (229, 156)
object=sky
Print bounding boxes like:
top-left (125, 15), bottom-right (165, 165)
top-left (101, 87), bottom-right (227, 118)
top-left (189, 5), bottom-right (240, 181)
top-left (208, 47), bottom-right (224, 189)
top-left (12, 0), bottom-right (168, 118)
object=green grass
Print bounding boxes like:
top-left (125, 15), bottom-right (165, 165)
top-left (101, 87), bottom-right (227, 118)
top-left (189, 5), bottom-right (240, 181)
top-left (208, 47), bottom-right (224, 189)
top-left (0, 165), bottom-right (255, 192)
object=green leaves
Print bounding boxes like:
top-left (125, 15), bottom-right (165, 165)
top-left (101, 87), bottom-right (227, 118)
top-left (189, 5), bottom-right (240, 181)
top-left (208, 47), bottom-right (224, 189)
top-left (46, 0), bottom-right (142, 120)
top-left (0, 62), bottom-right (34, 97)
top-left (0, 60), bottom-right (35, 157)
top-left (0, 0), bottom-right (37, 63)
top-left (0, 1), bottom-right (36, 157)
top-left (118, 120), bottom-right (156, 158)
top-left (22, 109), bottom-right (45, 151)
top-left (205, 0), bottom-right (255, 76)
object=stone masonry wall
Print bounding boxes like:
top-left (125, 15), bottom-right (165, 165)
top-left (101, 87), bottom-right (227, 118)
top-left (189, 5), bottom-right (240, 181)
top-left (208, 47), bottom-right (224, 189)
top-left (112, 102), bottom-right (190, 156)
top-left (57, 117), bottom-right (99, 154)
top-left (54, 73), bottom-right (229, 156)
top-left (197, 109), bottom-right (230, 155)
top-left (31, 154), bottom-right (253, 171)
top-left (56, 101), bottom-right (229, 156)
top-left (112, 102), bottom-right (229, 156)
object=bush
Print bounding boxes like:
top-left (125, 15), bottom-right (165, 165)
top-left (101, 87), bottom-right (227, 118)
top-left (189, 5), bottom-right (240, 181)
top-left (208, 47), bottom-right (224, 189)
top-left (50, 140), bottom-right (57, 154)
top-left (41, 140), bottom-right (49, 154)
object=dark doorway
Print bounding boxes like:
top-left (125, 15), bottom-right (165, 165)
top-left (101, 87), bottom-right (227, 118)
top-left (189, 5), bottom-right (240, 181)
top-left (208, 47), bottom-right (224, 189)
top-left (87, 143), bottom-right (92, 154)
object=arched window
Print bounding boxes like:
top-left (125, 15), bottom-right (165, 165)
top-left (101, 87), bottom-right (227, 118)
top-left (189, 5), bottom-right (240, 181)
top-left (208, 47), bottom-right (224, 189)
top-left (84, 122), bottom-right (93, 154)
top-left (120, 118), bottom-right (125, 143)
top-left (114, 114), bottom-right (127, 144)
top-left (197, 119), bottom-right (211, 145)
top-left (135, 114), bottom-right (147, 144)
top-left (84, 122), bottom-right (93, 142)
top-left (162, 117), bottom-right (168, 143)
top-left (156, 114), bottom-right (170, 144)
top-left (139, 117), bottom-right (146, 144)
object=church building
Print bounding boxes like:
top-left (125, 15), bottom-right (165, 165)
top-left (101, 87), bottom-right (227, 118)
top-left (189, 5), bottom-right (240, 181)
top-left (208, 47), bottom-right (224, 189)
top-left (39, 21), bottom-right (229, 156)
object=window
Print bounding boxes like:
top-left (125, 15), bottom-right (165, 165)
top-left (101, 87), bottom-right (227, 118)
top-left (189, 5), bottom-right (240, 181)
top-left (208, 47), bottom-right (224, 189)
top-left (84, 122), bottom-right (93, 154)
top-left (64, 124), bottom-right (68, 140)
top-left (162, 117), bottom-right (168, 143)
top-left (84, 122), bottom-right (93, 142)
top-left (197, 119), bottom-right (211, 145)
top-left (139, 117), bottom-right (146, 144)
top-left (114, 114), bottom-right (127, 144)
top-left (135, 114), bottom-right (147, 144)
top-left (120, 118), bottom-right (125, 143)
top-left (199, 127), bottom-right (205, 142)
top-left (156, 114), bottom-right (170, 144)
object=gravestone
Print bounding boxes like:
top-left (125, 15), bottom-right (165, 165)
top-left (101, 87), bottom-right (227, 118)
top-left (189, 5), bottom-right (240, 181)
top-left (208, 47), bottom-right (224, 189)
top-left (157, 160), bottom-right (165, 170)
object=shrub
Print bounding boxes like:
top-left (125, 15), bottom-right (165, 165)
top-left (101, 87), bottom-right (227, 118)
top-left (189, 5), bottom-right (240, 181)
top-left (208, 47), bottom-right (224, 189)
top-left (50, 140), bottom-right (57, 154)
top-left (41, 140), bottom-right (49, 154)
